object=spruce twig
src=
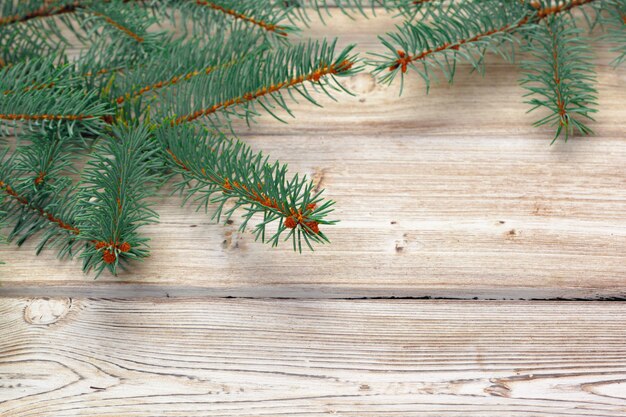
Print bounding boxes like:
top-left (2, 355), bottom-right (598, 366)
top-left (520, 13), bottom-right (597, 141)
top-left (158, 124), bottom-right (337, 252)
top-left (76, 124), bottom-right (159, 275)
top-left (369, 0), bottom-right (616, 140)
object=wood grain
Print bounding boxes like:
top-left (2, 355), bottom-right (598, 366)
top-left (1, 12), bottom-right (625, 299)
top-left (1, 297), bottom-right (625, 416)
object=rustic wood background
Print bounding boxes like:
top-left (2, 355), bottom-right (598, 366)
top-left (1, 11), bottom-right (625, 416)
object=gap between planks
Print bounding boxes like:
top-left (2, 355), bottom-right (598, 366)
top-left (1, 283), bottom-right (626, 300)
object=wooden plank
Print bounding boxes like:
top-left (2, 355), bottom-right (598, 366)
top-left (1, 298), bottom-right (625, 416)
top-left (1, 13), bottom-right (625, 299)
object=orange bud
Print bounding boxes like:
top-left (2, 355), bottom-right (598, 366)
top-left (285, 216), bottom-right (298, 229)
top-left (102, 250), bottom-right (116, 264)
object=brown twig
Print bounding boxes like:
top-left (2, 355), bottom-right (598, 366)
top-left (195, 1), bottom-right (288, 36)
top-left (164, 148), bottom-right (321, 233)
top-left (172, 59), bottom-right (354, 125)
top-left (389, 0), bottom-right (599, 73)
top-left (0, 179), bottom-right (80, 234)
top-left (0, 113), bottom-right (99, 122)
top-left (91, 10), bottom-right (144, 42)
top-left (544, 20), bottom-right (567, 126)
top-left (0, 3), bottom-right (79, 27)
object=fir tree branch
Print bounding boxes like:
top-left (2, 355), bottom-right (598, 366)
top-left (0, 30), bottom-right (64, 69)
top-left (75, 37), bottom-right (142, 89)
top-left (157, 124), bottom-right (336, 251)
top-left (604, 0), bottom-right (626, 66)
top-left (115, 61), bottom-right (222, 104)
top-left (372, 0), bottom-right (602, 87)
top-left (371, 0), bottom-right (529, 89)
top-left (76, 124), bottom-right (159, 276)
top-left (0, 177), bottom-right (79, 235)
top-left (10, 128), bottom-right (81, 191)
top-left (0, 2), bottom-right (79, 27)
top-left (0, 58), bottom-right (114, 135)
top-left (77, 1), bottom-right (160, 45)
top-left (2, 80), bottom-right (56, 96)
top-left (157, 0), bottom-right (298, 40)
top-left (172, 59), bottom-right (354, 125)
top-left (0, 1), bottom-right (75, 66)
top-left (520, 14), bottom-right (597, 141)
top-left (0, 113), bottom-right (99, 122)
top-left (0, 1), bottom-right (151, 42)
top-left (160, 40), bottom-right (358, 127)
top-left (194, 0), bottom-right (289, 37)
top-left (0, 124), bottom-right (99, 255)
top-left (0, 124), bottom-right (156, 268)
top-left (89, 10), bottom-right (144, 43)
top-left (0, 174), bottom-right (80, 234)
top-left (83, 67), bottom-right (115, 77)
top-left (0, 56), bottom-right (75, 97)
top-left (113, 33), bottom-right (262, 105)
top-left (0, 150), bottom-right (81, 256)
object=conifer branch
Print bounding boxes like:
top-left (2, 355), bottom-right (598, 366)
top-left (115, 62), bottom-right (220, 104)
top-left (401, 0), bottom-right (452, 19)
top-left (0, 1), bottom-right (74, 66)
top-left (160, 40), bottom-right (358, 128)
top-left (11, 128), bottom-right (81, 192)
top-left (0, 56), bottom-right (76, 97)
top-left (605, 0), bottom-right (626, 66)
top-left (369, 0), bottom-right (610, 140)
top-left (83, 67), bottom-right (115, 77)
top-left (0, 113), bottom-right (100, 122)
top-left (2, 81), bottom-right (56, 96)
top-left (78, 1), bottom-right (158, 46)
top-left (0, 30), bottom-right (64, 69)
top-left (0, 126), bottom-right (94, 254)
top-left (76, 124), bottom-right (159, 275)
top-left (157, 124), bottom-right (336, 251)
top-left (0, 2), bottom-right (79, 27)
top-left (157, 0), bottom-right (297, 40)
top-left (113, 33), bottom-right (261, 105)
top-left (1, 124), bottom-right (156, 270)
top-left (372, 0), bottom-right (602, 87)
top-left (89, 10), bottom-right (144, 43)
top-left (0, 152), bottom-right (81, 256)
top-left (371, 1), bottom-right (528, 89)
top-left (3, 0), bottom-right (618, 275)
top-left (75, 37), bottom-right (145, 89)
top-left (520, 14), bottom-right (597, 141)
top-left (172, 59), bottom-right (354, 125)
top-left (1, 0), bottom-right (149, 43)
top-left (0, 58), bottom-right (113, 134)
top-left (0, 177), bottom-right (80, 235)
top-left (194, 1), bottom-right (289, 37)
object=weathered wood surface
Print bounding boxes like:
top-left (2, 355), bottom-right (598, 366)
top-left (1, 298), bottom-right (625, 416)
top-left (1, 13), bottom-right (625, 299)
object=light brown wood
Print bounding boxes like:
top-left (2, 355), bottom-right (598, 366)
top-left (1, 13), bottom-right (625, 299)
top-left (1, 297), bottom-right (625, 416)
